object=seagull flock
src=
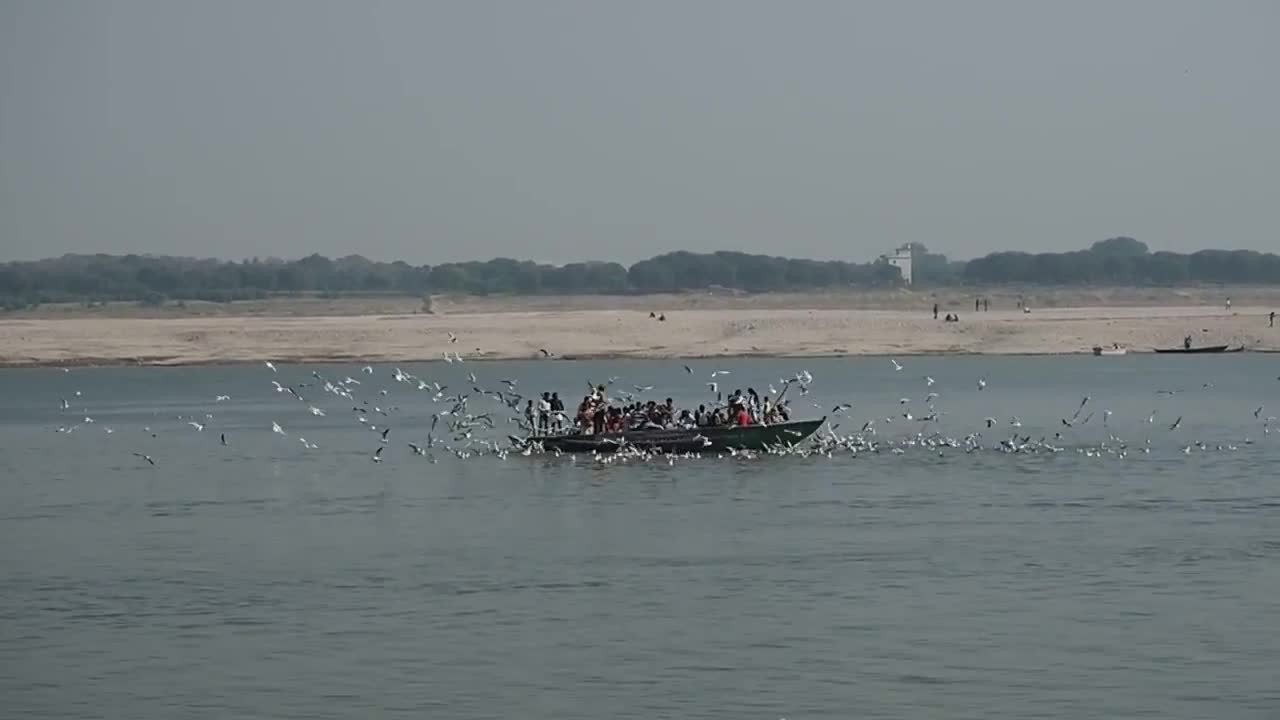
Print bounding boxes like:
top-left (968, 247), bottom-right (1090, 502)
top-left (48, 353), bottom-right (1277, 469)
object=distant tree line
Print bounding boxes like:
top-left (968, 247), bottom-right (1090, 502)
top-left (1, 237), bottom-right (1278, 309)
top-left (0, 251), bottom-right (901, 308)
top-left (962, 237), bottom-right (1280, 285)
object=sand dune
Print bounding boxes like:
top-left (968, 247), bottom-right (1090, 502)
top-left (2, 304), bottom-right (1275, 367)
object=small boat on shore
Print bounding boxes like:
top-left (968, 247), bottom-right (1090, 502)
top-left (1153, 344), bottom-right (1241, 354)
top-left (1093, 345), bottom-right (1127, 356)
top-left (518, 418), bottom-right (826, 454)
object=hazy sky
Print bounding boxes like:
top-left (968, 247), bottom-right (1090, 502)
top-left (1, 0), bottom-right (1276, 265)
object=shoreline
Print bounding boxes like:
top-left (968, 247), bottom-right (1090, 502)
top-left (3, 301), bottom-right (1277, 368)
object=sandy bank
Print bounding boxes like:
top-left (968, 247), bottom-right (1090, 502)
top-left (3, 305), bottom-right (1277, 367)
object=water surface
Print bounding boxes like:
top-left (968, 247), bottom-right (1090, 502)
top-left (2, 356), bottom-right (1279, 719)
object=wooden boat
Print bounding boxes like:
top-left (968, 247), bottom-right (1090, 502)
top-left (1153, 344), bottom-right (1237, 354)
top-left (521, 418), bottom-right (827, 454)
top-left (1092, 346), bottom-right (1127, 356)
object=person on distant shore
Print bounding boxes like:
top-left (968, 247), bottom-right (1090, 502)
top-left (933, 303), bottom-right (939, 320)
top-left (1226, 297), bottom-right (1232, 312)
top-left (1271, 311), bottom-right (1275, 328)
top-left (975, 298), bottom-right (980, 312)
top-left (1184, 335), bottom-right (1193, 350)
top-left (983, 297), bottom-right (989, 312)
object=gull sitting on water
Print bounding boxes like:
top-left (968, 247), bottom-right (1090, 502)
top-left (215, 395), bottom-right (230, 402)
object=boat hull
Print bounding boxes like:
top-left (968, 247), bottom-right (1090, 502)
top-left (530, 418), bottom-right (826, 454)
top-left (1154, 344), bottom-right (1232, 354)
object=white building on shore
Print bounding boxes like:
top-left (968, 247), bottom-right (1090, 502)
top-left (883, 245), bottom-right (913, 286)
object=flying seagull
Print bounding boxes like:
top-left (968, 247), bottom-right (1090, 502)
top-left (372, 446), bottom-right (384, 463)
top-left (265, 361), bottom-right (277, 373)
top-left (891, 359), bottom-right (903, 372)
top-left (272, 421), bottom-right (286, 436)
top-left (132, 452), bottom-right (156, 466)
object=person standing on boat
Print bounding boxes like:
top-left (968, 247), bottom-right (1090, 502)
top-left (735, 402), bottom-right (752, 427)
top-left (524, 400), bottom-right (536, 434)
top-left (550, 392), bottom-right (565, 432)
top-left (537, 392), bottom-right (552, 433)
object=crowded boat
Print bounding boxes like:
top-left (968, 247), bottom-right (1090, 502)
top-left (523, 385), bottom-right (793, 437)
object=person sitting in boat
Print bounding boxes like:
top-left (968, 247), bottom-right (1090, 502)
top-left (774, 401), bottom-right (791, 422)
top-left (734, 401), bottom-right (752, 427)
top-left (606, 407), bottom-right (625, 433)
top-left (728, 388), bottom-right (744, 408)
top-left (576, 397), bottom-right (593, 433)
top-left (661, 398), bottom-right (676, 425)
top-left (677, 409), bottom-right (696, 429)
